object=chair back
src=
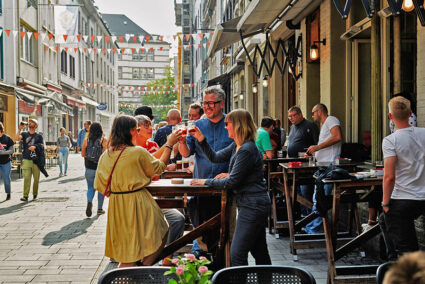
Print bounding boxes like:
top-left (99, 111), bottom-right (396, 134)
top-left (376, 262), bottom-right (392, 284)
top-left (98, 267), bottom-right (178, 284)
top-left (211, 265), bottom-right (316, 284)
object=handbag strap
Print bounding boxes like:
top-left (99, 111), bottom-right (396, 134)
top-left (104, 146), bottom-right (127, 197)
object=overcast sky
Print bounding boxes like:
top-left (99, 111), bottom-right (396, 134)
top-left (95, 0), bottom-right (180, 37)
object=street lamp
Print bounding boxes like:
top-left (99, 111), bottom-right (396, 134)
top-left (252, 83), bottom-right (258, 94)
top-left (402, 0), bottom-right (414, 12)
top-left (262, 76), bottom-right (268, 88)
top-left (310, 38), bottom-right (326, 61)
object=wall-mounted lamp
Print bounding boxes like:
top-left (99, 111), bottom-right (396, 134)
top-left (262, 76), bottom-right (268, 88)
top-left (252, 83), bottom-right (258, 94)
top-left (239, 93), bottom-right (244, 100)
top-left (310, 38), bottom-right (326, 61)
top-left (402, 0), bottom-right (415, 12)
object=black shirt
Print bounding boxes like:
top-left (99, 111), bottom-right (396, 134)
top-left (0, 134), bottom-right (15, 164)
top-left (287, 119), bottom-right (319, 158)
top-left (21, 132), bottom-right (44, 160)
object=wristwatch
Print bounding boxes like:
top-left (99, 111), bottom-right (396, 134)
top-left (165, 144), bottom-right (173, 150)
top-left (381, 202), bottom-right (390, 207)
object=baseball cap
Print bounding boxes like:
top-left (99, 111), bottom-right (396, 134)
top-left (29, 118), bottom-right (38, 125)
top-left (134, 106), bottom-right (153, 120)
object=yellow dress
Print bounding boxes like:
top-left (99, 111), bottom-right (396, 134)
top-left (94, 146), bottom-right (168, 263)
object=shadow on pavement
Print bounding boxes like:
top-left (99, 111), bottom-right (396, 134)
top-left (39, 176), bottom-right (62, 183)
top-left (0, 202), bottom-right (33, 216)
top-left (42, 215), bottom-right (100, 246)
top-left (58, 176), bottom-right (86, 184)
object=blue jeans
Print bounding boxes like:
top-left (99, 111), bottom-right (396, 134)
top-left (305, 183), bottom-right (333, 234)
top-left (58, 147), bottom-right (69, 174)
top-left (0, 161), bottom-right (11, 194)
top-left (85, 168), bottom-right (104, 210)
top-left (298, 185), bottom-right (314, 217)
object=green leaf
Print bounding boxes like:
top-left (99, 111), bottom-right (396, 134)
top-left (168, 279), bottom-right (178, 284)
top-left (164, 271), bottom-right (173, 276)
top-left (184, 273), bottom-right (193, 282)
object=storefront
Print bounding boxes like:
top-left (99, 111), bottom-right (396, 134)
top-left (0, 82), bottom-right (16, 134)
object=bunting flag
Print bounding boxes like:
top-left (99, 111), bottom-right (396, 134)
top-left (33, 32), bottom-right (39, 40)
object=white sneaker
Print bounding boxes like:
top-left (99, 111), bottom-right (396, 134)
top-left (59, 173), bottom-right (63, 177)
top-left (361, 223), bottom-right (374, 232)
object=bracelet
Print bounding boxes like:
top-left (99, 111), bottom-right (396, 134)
top-left (165, 144), bottom-right (173, 150)
top-left (381, 202), bottom-right (390, 207)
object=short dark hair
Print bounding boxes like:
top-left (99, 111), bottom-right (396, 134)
top-left (84, 120), bottom-right (92, 126)
top-left (134, 106), bottom-right (154, 120)
top-left (315, 103), bottom-right (328, 115)
top-left (288, 106), bottom-right (302, 114)
top-left (190, 103), bottom-right (204, 115)
top-left (109, 115), bottom-right (137, 148)
top-left (261, 117), bottom-right (275, 128)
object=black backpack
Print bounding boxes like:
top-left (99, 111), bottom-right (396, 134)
top-left (86, 138), bottom-right (103, 163)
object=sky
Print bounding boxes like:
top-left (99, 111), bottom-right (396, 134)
top-left (95, 0), bottom-right (180, 38)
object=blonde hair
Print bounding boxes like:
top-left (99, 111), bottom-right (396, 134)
top-left (225, 109), bottom-right (257, 144)
top-left (389, 96), bottom-right (411, 121)
top-left (383, 251), bottom-right (425, 284)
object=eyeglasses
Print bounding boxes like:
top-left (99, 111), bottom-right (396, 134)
top-left (141, 122), bottom-right (152, 129)
top-left (312, 110), bottom-right (318, 115)
top-left (136, 127), bottom-right (141, 133)
top-left (202, 100), bottom-right (222, 108)
top-left (225, 122), bottom-right (231, 127)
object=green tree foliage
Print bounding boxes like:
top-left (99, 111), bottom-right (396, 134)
top-left (141, 65), bottom-right (177, 121)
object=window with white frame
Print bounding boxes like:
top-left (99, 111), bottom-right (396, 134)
top-left (61, 50), bottom-right (67, 74)
top-left (145, 68), bottom-right (154, 79)
top-left (21, 26), bottom-right (35, 64)
top-left (147, 49), bottom-right (154, 61)
top-left (132, 68), bottom-right (139, 79)
top-left (118, 66), bottom-right (123, 79)
top-left (69, 55), bottom-right (75, 78)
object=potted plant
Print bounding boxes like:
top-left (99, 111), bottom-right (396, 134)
top-left (164, 253), bottom-right (213, 284)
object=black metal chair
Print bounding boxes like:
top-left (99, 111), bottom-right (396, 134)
top-left (211, 265), bottom-right (316, 284)
top-left (98, 267), bottom-right (178, 284)
top-left (376, 262), bottom-right (392, 284)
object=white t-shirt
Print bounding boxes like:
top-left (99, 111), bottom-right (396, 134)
top-left (382, 126), bottom-right (425, 200)
top-left (315, 116), bottom-right (342, 163)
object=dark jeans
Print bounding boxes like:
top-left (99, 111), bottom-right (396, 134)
top-left (379, 199), bottom-right (425, 259)
top-left (231, 193), bottom-right (272, 266)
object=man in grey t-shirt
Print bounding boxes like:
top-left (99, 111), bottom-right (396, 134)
top-left (379, 96), bottom-right (425, 259)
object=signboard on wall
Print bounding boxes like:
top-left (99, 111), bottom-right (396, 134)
top-left (97, 103), bottom-right (107, 111)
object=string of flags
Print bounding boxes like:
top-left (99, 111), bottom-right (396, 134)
top-left (119, 103), bottom-right (177, 109)
top-left (79, 81), bottom-right (196, 93)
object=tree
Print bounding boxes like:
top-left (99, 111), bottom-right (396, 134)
top-left (141, 65), bottom-right (177, 121)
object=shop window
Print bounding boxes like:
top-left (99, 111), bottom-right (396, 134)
top-left (306, 9), bottom-right (320, 63)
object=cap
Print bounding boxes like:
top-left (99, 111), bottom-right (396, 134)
top-left (29, 118), bottom-right (38, 125)
top-left (134, 106), bottom-right (153, 120)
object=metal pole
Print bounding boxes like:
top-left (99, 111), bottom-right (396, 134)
top-left (371, 14), bottom-right (382, 162)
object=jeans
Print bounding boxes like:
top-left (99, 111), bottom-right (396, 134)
top-left (22, 159), bottom-right (40, 197)
top-left (305, 183), bottom-right (333, 234)
top-left (231, 193), bottom-right (272, 266)
top-left (85, 168), bottom-right (104, 210)
top-left (58, 147), bottom-right (69, 174)
top-left (162, 209), bottom-right (185, 244)
top-left (0, 161), bottom-right (11, 194)
top-left (298, 184), bottom-right (314, 217)
top-left (379, 199), bottom-right (425, 259)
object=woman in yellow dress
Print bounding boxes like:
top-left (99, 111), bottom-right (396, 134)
top-left (94, 115), bottom-right (180, 267)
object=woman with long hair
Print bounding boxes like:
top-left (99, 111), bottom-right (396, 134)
top-left (56, 127), bottom-right (71, 177)
top-left (81, 122), bottom-right (108, 217)
top-left (94, 115), bottom-right (180, 267)
top-left (191, 109), bottom-right (272, 266)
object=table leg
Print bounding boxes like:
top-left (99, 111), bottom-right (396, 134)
top-left (219, 191), bottom-right (230, 267)
top-left (331, 183), bottom-right (341, 252)
top-left (323, 216), bottom-right (336, 284)
top-left (283, 170), bottom-right (297, 259)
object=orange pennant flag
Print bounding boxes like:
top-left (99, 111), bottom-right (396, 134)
top-left (103, 48), bottom-right (107, 54)
top-left (207, 42), bottom-right (211, 46)
top-left (93, 48), bottom-right (97, 54)
top-left (160, 46), bottom-right (163, 51)
top-left (198, 33), bottom-right (204, 40)
top-left (132, 35), bottom-right (138, 43)
top-left (20, 31), bottom-right (26, 39)
top-left (48, 33), bottom-right (54, 40)
top-left (5, 30), bottom-right (10, 37)
top-left (118, 36), bottom-right (124, 43)
top-left (90, 35), bottom-right (95, 43)
top-left (112, 49), bottom-right (116, 54)
top-left (63, 34), bottom-right (68, 42)
top-left (131, 48), bottom-right (135, 53)
top-left (74, 48), bottom-right (78, 53)
top-left (140, 48), bottom-right (144, 53)
top-left (64, 47), bottom-right (68, 53)
top-left (84, 48), bottom-right (87, 53)
top-left (121, 48), bottom-right (125, 53)
top-left (55, 46), bottom-right (59, 52)
top-left (160, 35), bottom-right (164, 41)
top-left (44, 45), bottom-right (49, 51)
top-left (76, 35), bottom-right (81, 42)
top-left (34, 32), bottom-right (39, 40)
top-left (198, 44), bottom-right (201, 48)
top-left (105, 36), bottom-right (110, 43)
top-left (145, 36), bottom-right (151, 43)
top-left (150, 47), bottom-right (154, 52)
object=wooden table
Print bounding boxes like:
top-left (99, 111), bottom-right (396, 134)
top-left (161, 170), bottom-right (193, 179)
top-left (263, 157), bottom-right (306, 238)
top-left (146, 179), bottom-right (230, 267)
top-left (279, 162), bottom-right (359, 260)
top-left (322, 177), bottom-right (383, 284)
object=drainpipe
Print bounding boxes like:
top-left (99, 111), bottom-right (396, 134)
top-left (371, 14), bottom-right (382, 162)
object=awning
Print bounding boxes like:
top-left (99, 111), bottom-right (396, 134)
top-left (65, 95), bottom-right (86, 109)
top-left (207, 72), bottom-right (230, 87)
top-left (81, 96), bottom-right (99, 107)
top-left (16, 91), bottom-right (36, 103)
top-left (237, 0), bottom-right (291, 35)
top-left (207, 16), bottom-right (242, 58)
top-left (227, 61), bottom-right (244, 75)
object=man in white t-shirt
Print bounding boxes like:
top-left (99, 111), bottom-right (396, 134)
top-left (304, 103), bottom-right (343, 234)
top-left (379, 96), bottom-right (425, 259)
top-left (306, 103), bottom-right (342, 162)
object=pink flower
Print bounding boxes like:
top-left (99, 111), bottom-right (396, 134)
top-left (176, 267), bottom-right (184, 275)
top-left (178, 265), bottom-right (185, 270)
top-left (198, 266), bottom-right (208, 274)
top-left (185, 253), bottom-right (196, 261)
top-left (199, 256), bottom-right (207, 261)
top-left (171, 258), bottom-right (179, 265)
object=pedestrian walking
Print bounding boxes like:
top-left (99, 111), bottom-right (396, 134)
top-left (0, 122), bottom-right (15, 201)
top-left (15, 119), bottom-right (44, 202)
top-left (81, 122), bottom-right (108, 217)
top-left (56, 127), bottom-right (72, 177)
top-left (191, 109), bottom-right (272, 266)
top-left (77, 120), bottom-right (91, 152)
top-left (94, 115), bottom-right (181, 267)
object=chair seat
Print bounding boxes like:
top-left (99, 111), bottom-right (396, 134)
top-left (98, 266), bottom-right (178, 284)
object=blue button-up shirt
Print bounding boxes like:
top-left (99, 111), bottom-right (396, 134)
top-left (186, 115), bottom-right (234, 179)
top-left (77, 128), bottom-right (88, 148)
top-left (154, 125), bottom-right (173, 147)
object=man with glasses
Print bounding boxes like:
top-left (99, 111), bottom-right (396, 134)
top-left (287, 106), bottom-right (319, 158)
top-left (179, 85), bottom-right (233, 257)
top-left (15, 119), bottom-right (45, 202)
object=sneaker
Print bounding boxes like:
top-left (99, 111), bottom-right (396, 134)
top-left (20, 196), bottom-right (28, 202)
top-left (5, 194), bottom-right (10, 201)
top-left (97, 209), bottom-right (105, 215)
top-left (59, 173), bottom-right (63, 177)
top-left (361, 223), bottom-right (374, 232)
top-left (33, 195), bottom-right (37, 200)
top-left (64, 173), bottom-right (67, 176)
top-left (86, 202), bottom-right (93, 217)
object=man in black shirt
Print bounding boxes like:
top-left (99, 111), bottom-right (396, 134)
top-left (15, 119), bottom-right (44, 202)
top-left (287, 106), bottom-right (319, 158)
top-left (287, 106), bottom-right (319, 218)
top-left (0, 122), bottom-right (15, 201)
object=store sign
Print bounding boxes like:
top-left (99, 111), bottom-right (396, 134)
top-left (97, 103), bottom-right (107, 111)
top-left (0, 95), bottom-right (8, 111)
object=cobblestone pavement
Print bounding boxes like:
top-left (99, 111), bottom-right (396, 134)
top-left (0, 153), bottom-right (381, 283)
